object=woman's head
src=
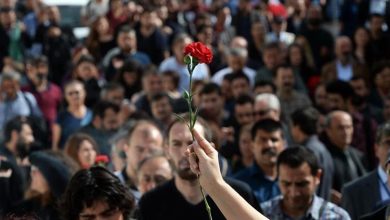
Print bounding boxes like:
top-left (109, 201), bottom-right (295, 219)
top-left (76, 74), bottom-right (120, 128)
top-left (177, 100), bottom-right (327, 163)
top-left (73, 55), bottom-right (99, 81)
top-left (288, 43), bottom-right (306, 67)
top-left (64, 133), bottom-right (99, 168)
top-left (64, 80), bottom-right (86, 106)
top-left (353, 26), bottom-right (370, 48)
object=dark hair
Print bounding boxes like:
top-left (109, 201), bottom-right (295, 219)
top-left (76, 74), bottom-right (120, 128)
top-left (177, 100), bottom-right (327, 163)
top-left (277, 146), bottom-right (320, 176)
top-left (291, 107), bottom-right (320, 135)
top-left (372, 60), bottom-right (390, 77)
top-left (150, 92), bottom-right (172, 104)
top-left (274, 64), bottom-right (293, 78)
top-left (254, 80), bottom-right (276, 93)
top-left (60, 166), bottom-right (135, 220)
top-left (76, 55), bottom-right (96, 67)
top-left (161, 70), bottom-right (180, 89)
top-left (235, 94), bottom-right (254, 105)
top-left (199, 82), bottom-right (222, 96)
top-left (33, 55), bottom-right (49, 66)
top-left (287, 43), bottom-right (308, 67)
top-left (165, 113), bottom-right (212, 142)
top-left (3, 116), bottom-right (30, 142)
top-left (127, 119), bottom-right (162, 141)
top-left (64, 133), bottom-right (99, 167)
top-left (229, 71), bottom-right (250, 85)
top-left (92, 100), bottom-right (120, 119)
top-left (375, 122), bottom-right (390, 144)
top-left (325, 80), bottom-right (355, 101)
top-left (251, 119), bottom-right (283, 141)
top-left (263, 42), bottom-right (280, 52)
top-left (100, 82), bottom-right (124, 98)
top-left (118, 25), bottom-right (135, 36)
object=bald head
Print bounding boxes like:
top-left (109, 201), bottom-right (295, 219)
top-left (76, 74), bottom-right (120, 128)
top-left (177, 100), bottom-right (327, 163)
top-left (230, 36), bottom-right (248, 49)
top-left (335, 36), bottom-right (352, 61)
top-left (325, 111), bottom-right (353, 149)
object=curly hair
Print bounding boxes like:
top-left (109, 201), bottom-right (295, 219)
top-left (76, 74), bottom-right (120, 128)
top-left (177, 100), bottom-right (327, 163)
top-left (60, 166), bottom-right (135, 220)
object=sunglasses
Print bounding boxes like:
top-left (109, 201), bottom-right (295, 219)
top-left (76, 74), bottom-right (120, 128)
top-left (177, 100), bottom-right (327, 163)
top-left (253, 109), bottom-right (272, 117)
top-left (66, 90), bottom-right (81, 96)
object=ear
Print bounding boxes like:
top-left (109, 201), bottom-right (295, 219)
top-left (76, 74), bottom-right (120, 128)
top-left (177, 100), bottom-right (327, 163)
top-left (315, 169), bottom-right (322, 186)
top-left (10, 130), bottom-right (18, 143)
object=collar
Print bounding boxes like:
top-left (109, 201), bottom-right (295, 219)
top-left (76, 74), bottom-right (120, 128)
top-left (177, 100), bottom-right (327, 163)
top-left (302, 135), bottom-right (318, 146)
top-left (121, 167), bottom-right (138, 191)
top-left (270, 195), bottom-right (321, 219)
top-left (378, 165), bottom-right (388, 184)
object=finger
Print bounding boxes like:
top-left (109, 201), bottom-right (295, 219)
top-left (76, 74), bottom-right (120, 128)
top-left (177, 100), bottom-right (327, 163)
top-left (192, 128), bottom-right (214, 155)
top-left (188, 151), bottom-right (200, 174)
top-left (193, 140), bottom-right (209, 161)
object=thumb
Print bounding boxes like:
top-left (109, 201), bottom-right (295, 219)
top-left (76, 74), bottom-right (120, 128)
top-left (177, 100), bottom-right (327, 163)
top-left (193, 128), bottom-right (214, 155)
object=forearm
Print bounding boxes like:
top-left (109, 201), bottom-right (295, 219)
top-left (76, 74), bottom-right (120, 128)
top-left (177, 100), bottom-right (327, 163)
top-left (207, 180), bottom-right (268, 220)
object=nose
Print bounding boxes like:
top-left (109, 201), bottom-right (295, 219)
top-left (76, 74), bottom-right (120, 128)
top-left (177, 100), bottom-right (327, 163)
top-left (146, 181), bottom-right (157, 192)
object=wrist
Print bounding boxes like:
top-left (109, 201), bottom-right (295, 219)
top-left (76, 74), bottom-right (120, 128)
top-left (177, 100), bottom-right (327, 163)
top-left (206, 177), bottom-right (227, 197)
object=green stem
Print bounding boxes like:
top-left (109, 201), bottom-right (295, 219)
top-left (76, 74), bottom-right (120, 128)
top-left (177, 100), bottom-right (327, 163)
top-left (187, 59), bottom-right (212, 220)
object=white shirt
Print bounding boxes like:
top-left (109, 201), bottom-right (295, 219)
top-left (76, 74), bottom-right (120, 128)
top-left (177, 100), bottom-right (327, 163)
top-left (211, 66), bottom-right (256, 87)
top-left (159, 57), bottom-right (209, 92)
top-left (378, 166), bottom-right (390, 201)
top-left (336, 60), bottom-right (353, 81)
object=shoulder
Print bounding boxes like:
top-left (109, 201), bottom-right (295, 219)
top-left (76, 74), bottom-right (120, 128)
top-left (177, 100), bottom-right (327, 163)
top-left (322, 200), bottom-right (351, 219)
top-left (343, 171), bottom-right (377, 192)
top-left (233, 167), bottom-right (252, 180)
top-left (260, 196), bottom-right (282, 217)
top-left (139, 180), bottom-right (175, 205)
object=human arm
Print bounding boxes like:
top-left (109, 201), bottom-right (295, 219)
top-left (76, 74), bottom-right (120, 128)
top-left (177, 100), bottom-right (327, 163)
top-left (187, 129), bottom-right (268, 220)
top-left (51, 123), bottom-right (61, 151)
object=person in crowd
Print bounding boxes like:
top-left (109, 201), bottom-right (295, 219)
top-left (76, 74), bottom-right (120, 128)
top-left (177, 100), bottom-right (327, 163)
top-left (78, 100), bottom-right (121, 156)
top-left (0, 117), bottom-right (34, 211)
top-left (261, 147), bottom-right (351, 219)
top-left (185, 126), bottom-right (268, 220)
top-left (133, 66), bottom-right (164, 117)
top-left (234, 119), bottom-right (286, 203)
top-left (60, 166), bottom-right (135, 220)
top-left (138, 115), bottom-right (260, 219)
top-left (273, 64), bottom-right (311, 120)
top-left (231, 124), bottom-right (255, 174)
top-left (100, 82), bottom-right (135, 122)
top-left (117, 119), bottom-right (164, 201)
top-left (150, 92), bottom-right (175, 132)
top-left (265, 16), bottom-right (295, 47)
top-left (299, 5), bottom-right (334, 70)
top-left (229, 71), bottom-right (252, 100)
top-left (52, 80), bottom-right (93, 150)
top-left (137, 151), bottom-right (173, 194)
top-left (64, 133), bottom-right (99, 169)
top-left (0, 72), bottom-right (42, 136)
top-left (212, 47), bottom-right (256, 87)
top-left (198, 82), bottom-right (229, 125)
top-left (326, 80), bottom-right (378, 168)
top-left (253, 80), bottom-right (276, 96)
top-left (255, 42), bottom-right (283, 83)
top-left (81, 0), bottom-right (109, 26)
top-left (313, 83), bottom-right (328, 114)
top-left (369, 61), bottom-right (390, 109)
top-left (22, 56), bottom-right (62, 132)
top-left (105, 0), bottom-right (128, 32)
top-left (342, 122), bottom-right (390, 219)
top-left (102, 25), bottom-right (151, 80)
top-left (248, 20), bottom-right (266, 68)
top-left (321, 36), bottom-right (368, 84)
top-left (352, 27), bottom-right (372, 65)
top-left (135, 6), bottom-right (169, 65)
top-left (367, 14), bottom-right (390, 63)
top-left (114, 59), bottom-right (143, 100)
top-left (0, 6), bottom-right (30, 73)
top-left (159, 33), bottom-right (209, 93)
top-left (321, 110), bottom-right (367, 204)
top-left (85, 16), bottom-right (115, 63)
top-left (286, 43), bottom-right (315, 92)
top-left (4, 151), bottom-right (71, 219)
top-left (71, 55), bottom-right (103, 108)
top-left (290, 107), bottom-right (334, 200)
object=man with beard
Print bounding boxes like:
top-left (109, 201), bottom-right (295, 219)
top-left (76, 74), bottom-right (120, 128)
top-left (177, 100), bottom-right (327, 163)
top-left (78, 100), bottom-right (121, 156)
top-left (261, 147), bottom-right (350, 219)
top-left (321, 36), bottom-right (368, 84)
top-left (273, 65), bottom-right (311, 120)
top-left (0, 116), bottom-right (35, 211)
top-left (234, 119), bottom-right (286, 203)
top-left (138, 116), bottom-right (260, 220)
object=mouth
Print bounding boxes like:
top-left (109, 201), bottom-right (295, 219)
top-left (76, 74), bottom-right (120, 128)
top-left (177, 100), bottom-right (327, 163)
top-left (262, 148), bottom-right (278, 157)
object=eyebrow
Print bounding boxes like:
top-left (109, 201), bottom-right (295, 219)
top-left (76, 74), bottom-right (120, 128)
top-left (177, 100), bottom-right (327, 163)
top-left (79, 207), bottom-right (116, 217)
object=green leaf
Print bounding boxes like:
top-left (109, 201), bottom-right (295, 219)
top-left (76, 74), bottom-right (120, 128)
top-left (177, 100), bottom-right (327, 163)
top-left (184, 55), bottom-right (192, 65)
top-left (183, 90), bottom-right (190, 100)
top-left (174, 113), bottom-right (186, 123)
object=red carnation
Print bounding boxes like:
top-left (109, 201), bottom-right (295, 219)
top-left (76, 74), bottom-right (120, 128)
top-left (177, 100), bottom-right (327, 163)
top-left (95, 155), bottom-right (109, 164)
top-left (184, 42), bottom-right (213, 64)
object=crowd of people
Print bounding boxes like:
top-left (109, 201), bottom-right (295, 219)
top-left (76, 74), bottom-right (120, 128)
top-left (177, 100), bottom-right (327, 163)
top-left (0, 0), bottom-right (390, 219)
